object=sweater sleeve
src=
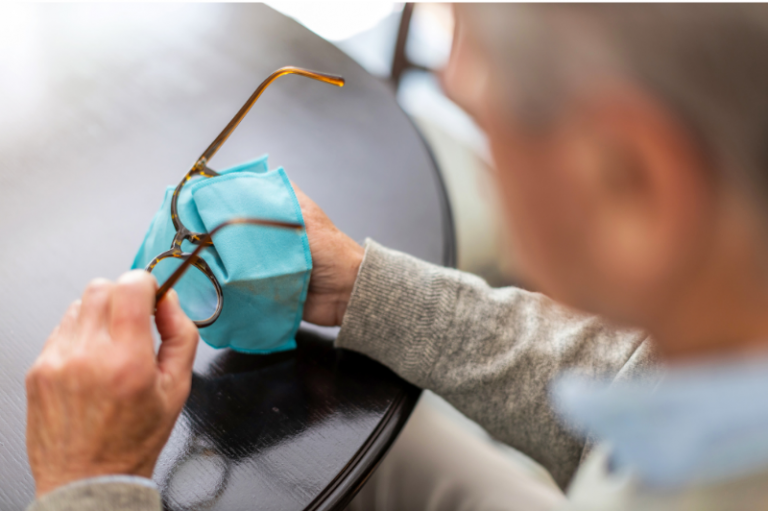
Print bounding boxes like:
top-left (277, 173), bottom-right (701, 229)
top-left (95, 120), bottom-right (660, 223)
top-left (26, 479), bottom-right (162, 511)
top-left (335, 239), bottom-right (655, 490)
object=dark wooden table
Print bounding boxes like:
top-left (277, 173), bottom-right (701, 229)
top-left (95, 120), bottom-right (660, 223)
top-left (0, 4), bottom-right (455, 510)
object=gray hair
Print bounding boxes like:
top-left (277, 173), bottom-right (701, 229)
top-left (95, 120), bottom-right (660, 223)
top-left (460, 4), bottom-right (768, 203)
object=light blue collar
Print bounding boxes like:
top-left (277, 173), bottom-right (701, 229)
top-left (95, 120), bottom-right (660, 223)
top-left (551, 353), bottom-right (768, 488)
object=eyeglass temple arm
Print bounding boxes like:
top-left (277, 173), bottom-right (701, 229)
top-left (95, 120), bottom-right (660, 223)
top-left (154, 217), bottom-right (303, 305)
top-left (195, 66), bottom-right (345, 168)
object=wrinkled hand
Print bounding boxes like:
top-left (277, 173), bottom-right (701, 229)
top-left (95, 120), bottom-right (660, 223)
top-left (25, 271), bottom-right (198, 497)
top-left (293, 184), bottom-right (364, 327)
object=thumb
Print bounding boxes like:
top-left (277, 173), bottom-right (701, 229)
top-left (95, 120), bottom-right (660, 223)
top-left (155, 289), bottom-right (198, 402)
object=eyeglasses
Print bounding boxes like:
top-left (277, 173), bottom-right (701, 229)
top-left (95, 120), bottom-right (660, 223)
top-left (147, 67), bottom-right (345, 326)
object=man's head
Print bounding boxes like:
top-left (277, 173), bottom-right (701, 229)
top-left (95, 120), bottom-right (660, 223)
top-left (444, 5), bottom-right (768, 358)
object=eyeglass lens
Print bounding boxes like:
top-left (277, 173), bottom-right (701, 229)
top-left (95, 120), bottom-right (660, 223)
top-left (151, 256), bottom-right (219, 323)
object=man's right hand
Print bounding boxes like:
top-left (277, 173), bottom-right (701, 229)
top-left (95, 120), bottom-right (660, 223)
top-left (292, 184), bottom-right (365, 327)
top-left (25, 271), bottom-right (198, 497)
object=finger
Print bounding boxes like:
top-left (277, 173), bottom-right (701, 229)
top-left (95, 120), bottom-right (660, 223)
top-left (155, 289), bottom-right (198, 399)
top-left (42, 300), bottom-right (81, 353)
top-left (109, 270), bottom-right (156, 349)
top-left (290, 181), bottom-right (314, 214)
top-left (290, 182), bottom-right (314, 214)
top-left (77, 279), bottom-right (114, 338)
top-left (290, 181), bottom-right (335, 228)
top-left (58, 300), bottom-right (81, 340)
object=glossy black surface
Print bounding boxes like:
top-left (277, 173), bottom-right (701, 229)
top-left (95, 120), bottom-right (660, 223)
top-left (0, 4), bottom-right (454, 509)
top-left (156, 330), bottom-right (420, 511)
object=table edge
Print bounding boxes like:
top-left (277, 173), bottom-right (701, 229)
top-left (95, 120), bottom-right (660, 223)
top-left (304, 382), bottom-right (422, 511)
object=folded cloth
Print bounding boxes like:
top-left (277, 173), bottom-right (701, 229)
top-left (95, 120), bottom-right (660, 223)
top-left (131, 155), bottom-right (311, 353)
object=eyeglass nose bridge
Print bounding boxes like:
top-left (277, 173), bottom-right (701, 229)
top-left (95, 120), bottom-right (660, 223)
top-left (170, 164), bottom-right (220, 249)
top-left (170, 224), bottom-right (212, 251)
top-left (170, 223), bottom-right (213, 250)
top-left (170, 228), bottom-right (198, 251)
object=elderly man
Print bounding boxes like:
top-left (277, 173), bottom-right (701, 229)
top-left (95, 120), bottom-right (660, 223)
top-left (25, 4), bottom-right (768, 511)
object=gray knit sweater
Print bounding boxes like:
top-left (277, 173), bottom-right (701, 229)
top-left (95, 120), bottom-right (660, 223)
top-left (28, 239), bottom-right (654, 510)
top-left (335, 240), bottom-right (655, 490)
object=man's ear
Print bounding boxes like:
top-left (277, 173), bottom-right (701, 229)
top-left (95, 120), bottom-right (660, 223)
top-left (564, 83), bottom-right (715, 312)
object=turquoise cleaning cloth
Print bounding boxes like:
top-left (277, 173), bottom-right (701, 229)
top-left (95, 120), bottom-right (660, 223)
top-left (131, 155), bottom-right (311, 353)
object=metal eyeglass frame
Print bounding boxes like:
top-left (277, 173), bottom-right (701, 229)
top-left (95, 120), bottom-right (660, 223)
top-left (147, 67), bottom-right (345, 327)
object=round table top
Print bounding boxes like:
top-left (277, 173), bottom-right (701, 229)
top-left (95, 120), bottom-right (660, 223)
top-left (0, 4), bottom-right (455, 510)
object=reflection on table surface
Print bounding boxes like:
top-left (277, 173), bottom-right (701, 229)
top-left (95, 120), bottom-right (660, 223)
top-left (155, 329), bottom-right (418, 511)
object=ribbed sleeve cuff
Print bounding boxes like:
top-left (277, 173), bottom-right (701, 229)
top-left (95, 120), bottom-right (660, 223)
top-left (27, 480), bottom-right (162, 511)
top-left (335, 239), bottom-right (460, 387)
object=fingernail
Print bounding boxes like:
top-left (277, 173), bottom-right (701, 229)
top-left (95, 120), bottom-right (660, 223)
top-left (168, 289), bottom-right (179, 304)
